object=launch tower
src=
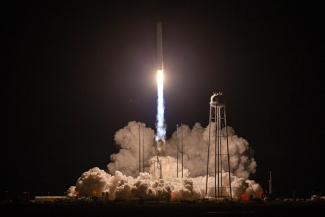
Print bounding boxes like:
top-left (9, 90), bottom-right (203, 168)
top-left (206, 92), bottom-right (232, 200)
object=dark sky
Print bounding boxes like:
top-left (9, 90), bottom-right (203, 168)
top-left (2, 1), bottom-right (324, 198)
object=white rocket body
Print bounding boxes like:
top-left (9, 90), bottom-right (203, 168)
top-left (157, 22), bottom-right (163, 71)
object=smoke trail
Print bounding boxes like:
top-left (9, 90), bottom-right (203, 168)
top-left (155, 70), bottom-right (165, 142)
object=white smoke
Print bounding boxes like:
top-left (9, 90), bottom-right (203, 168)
top-left (107, 121), bottom-right (156, 177)
top-left (69, 121), bottom-right (263, 201)
top-left (75, 167), bottom-right (111, 197)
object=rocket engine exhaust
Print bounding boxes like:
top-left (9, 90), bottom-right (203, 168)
top-left (155, 21), bottom-right (166, 143)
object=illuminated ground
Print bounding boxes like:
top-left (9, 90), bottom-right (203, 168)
top-left (1, 202), bottom-right (324, 216)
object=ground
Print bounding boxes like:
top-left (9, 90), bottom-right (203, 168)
top-left (1, 201), bottom-right (324, 217)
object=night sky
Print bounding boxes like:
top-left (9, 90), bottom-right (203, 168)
top-left (2, 1), bottom-right (324, 199)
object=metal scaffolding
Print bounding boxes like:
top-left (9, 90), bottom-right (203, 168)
top-left (206, 92), bottom-right (232, 200)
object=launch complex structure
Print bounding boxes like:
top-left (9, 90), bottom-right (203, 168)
top-left (206, 92), bottom-right (232, 200)
top-left (153, 22), bottom-right (232, 200)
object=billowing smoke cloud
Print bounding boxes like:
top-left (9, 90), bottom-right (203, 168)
top-left (161, 123), bottom-right (257, 179)
top-left (107, 121), bottom-right (156, 177)
top-left (69, 121), bottom-right (263, 200)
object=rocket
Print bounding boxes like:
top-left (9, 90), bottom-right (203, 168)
top-left (157, 22), bottom-right (163, 71)
top-left (155, 21), bottom-right (166, 143)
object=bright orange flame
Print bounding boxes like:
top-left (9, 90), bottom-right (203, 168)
top-left (241, 193), bottom-right (249, 201)
top-left (91, 190), bottom-right (97, 196)
top-left (258, 191), bottom-right (263, 198)
top-left (171, 192), bottom-right (176, 201)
